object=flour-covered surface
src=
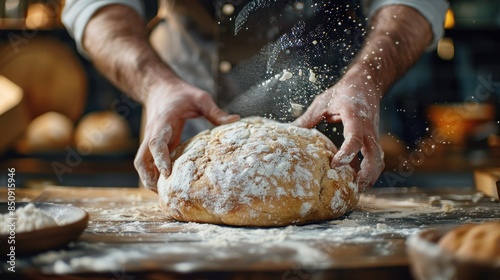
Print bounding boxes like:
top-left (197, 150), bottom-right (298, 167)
top-left (1, 186), bottom-right (498, 277)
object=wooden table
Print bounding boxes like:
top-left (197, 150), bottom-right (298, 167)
top-left (1, 186), bottom-right (499, 279)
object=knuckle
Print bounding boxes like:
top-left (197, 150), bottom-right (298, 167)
top-left (379, 161), bottom-right (386, 172)
top-left (148, 136), bottom-right (160, 149)
top-left (133, 157), bottom-right (142, 171)
top-left (347, 134), bottom-right (364, 148)
top-left (193, 90), bottom-right (211, 104)
top-left (133, 149), bottom-right (146, 171)
top-left (149, 131), bottom-right (170, 151)
top-left (143, 182), bottom-right (158, 192)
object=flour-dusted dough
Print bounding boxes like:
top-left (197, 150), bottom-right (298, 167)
top-left (438, 222), bottom-right (500, 263)
top-left (158, 117), bottom-right (359, 226)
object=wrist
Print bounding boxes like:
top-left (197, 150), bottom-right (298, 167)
top-left (138, 61), bottom-right (180, 104)
top-left (340, 64), bottom-right (384, 100)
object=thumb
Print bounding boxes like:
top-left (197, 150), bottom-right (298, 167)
top-left (199, 95), bottom-right (240, 125)
top-left (293, 105), bottom-right (322, 128)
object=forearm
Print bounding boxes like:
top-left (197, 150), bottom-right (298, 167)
top-left (342, 5), bottom-right (432, 96)
top-left (83, 5), bottom-right (177, 104)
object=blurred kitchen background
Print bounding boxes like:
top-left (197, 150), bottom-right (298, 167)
top-left (0, 0), bottom-right (499, 189)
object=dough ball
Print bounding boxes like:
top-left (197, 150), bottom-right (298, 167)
top-left (438, 222), bottom-right (500, 263)
top-left (74, 110), bottom-right (131, 154)
top-left (158, 117), bottom-right (359, 227)
top-left (24, 111), bottom-right (73, 152)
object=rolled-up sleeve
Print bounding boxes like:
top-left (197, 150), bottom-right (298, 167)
top-left (61, 0), bottom-right (145, 58)
top-left (364, 0), bottom-right (449, 50)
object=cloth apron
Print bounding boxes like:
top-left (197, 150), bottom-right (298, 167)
top-left (149, 0), bottom-right (367, 144)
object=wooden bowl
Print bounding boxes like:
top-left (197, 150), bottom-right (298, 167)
top-left (407, 226), bottom-right (500, 280)
top-left (0, 202), bottom-right (89, 255)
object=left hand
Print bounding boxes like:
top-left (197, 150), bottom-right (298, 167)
top-left (293, 75), bottom-right (385, 192)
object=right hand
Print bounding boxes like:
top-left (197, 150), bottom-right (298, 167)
top-left (135, 79), bottom-right (240, 192)
top-left (293, 76), bottom-right (385, 193)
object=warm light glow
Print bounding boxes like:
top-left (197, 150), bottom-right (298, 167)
top-left (0, 76), bottom-right (23, 114)
top-left (25, 4), bottom-right (51, 29)
top-left (444, 9), bottom-right (455, 29)
top-left (437, 37), bottom-right (455, 60)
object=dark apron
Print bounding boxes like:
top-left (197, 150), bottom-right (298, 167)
top-left (150, 0), bottom-right (366, 142)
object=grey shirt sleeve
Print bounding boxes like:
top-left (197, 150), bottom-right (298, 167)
top-left (61, 0), bottom-right (145, 58)
top-left (364, 0), bottom-right (449, 50)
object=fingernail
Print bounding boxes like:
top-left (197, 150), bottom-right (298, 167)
top-left (330, 158), bottom-right (339, 168)
top-left (220, 115), bottom-right (240, 124)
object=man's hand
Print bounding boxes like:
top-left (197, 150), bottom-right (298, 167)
top-left (82, 5), bottom-right (239, 191)
top-left (294, 73), bottom-right (384, 192)
top-left (136, 80), bottom-right (239, 191)
top-left (295, 5), bottom-right (433, 192)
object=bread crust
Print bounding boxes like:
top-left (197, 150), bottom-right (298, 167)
top-left (158, 117), bottom-right (359, 226)
top-left (438, 222), bottom-right (500, 263)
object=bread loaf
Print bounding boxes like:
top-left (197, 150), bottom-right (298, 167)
top-left (438, 222), bottom-right (500, 264)
top-left (158, 117), bottom-right (359, 226)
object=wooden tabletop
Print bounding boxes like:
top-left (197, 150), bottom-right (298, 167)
top-left (1, 186), bottom-right (499, 279)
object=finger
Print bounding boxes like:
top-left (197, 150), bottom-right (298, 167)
top-left (198, 94), bottom-right (240, 125)
top-left (293, 100), bottom-right (325, 128)
top-left (332, 115), bottom-right (364, 168)
top-left (149, 125), bottom-right (173, 178)
top-left (356, 135), bottom-right (385, 192)
top-left (322, 113), bottom-right (342, 123)
top-left (134, 138), bottom-right (160, 192)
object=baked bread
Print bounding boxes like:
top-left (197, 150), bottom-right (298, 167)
top-left (74, 111), bottom-right (131, 154)
top-left (23, 111), bottom-right (74, 152)
top-left (158, 117), bottom-right (359, 227)
top-left (438, 222), bottom-right (500, 264)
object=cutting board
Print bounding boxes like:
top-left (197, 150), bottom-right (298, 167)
top-left (474, 168), bottom-right (500, 199)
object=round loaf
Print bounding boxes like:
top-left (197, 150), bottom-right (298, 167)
top-left (23, 111), bottom-right (74, 152)
top-left (438, 222), bottom-right (500, 264)
top-left (158, 117), bottom-right (359, 226)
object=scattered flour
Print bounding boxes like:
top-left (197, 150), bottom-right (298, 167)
top-left (330, 190), bottom-right (345, 212)
top-left (308, 69), bottom-right (317, 83)
top-left (327, 169), bottom-right (339, 180)
top-left (279, 69), bottom-right (293, 81)
top-left (290, 102), bottom-right (304, 117)
top-left (0, 204), bottom-right (58, 234)
top-left (300, 202), bottom-right (313, 217)
top-left (376, 223), bottom-right (388, 230)
top-left (440, 200), bottom-right (455, 213)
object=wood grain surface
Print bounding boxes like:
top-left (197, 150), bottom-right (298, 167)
top-left (0, 186), bottom-right (498, 279)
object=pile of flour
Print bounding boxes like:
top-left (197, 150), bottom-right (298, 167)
top-left (0, 203), bottom-right (58, 234)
